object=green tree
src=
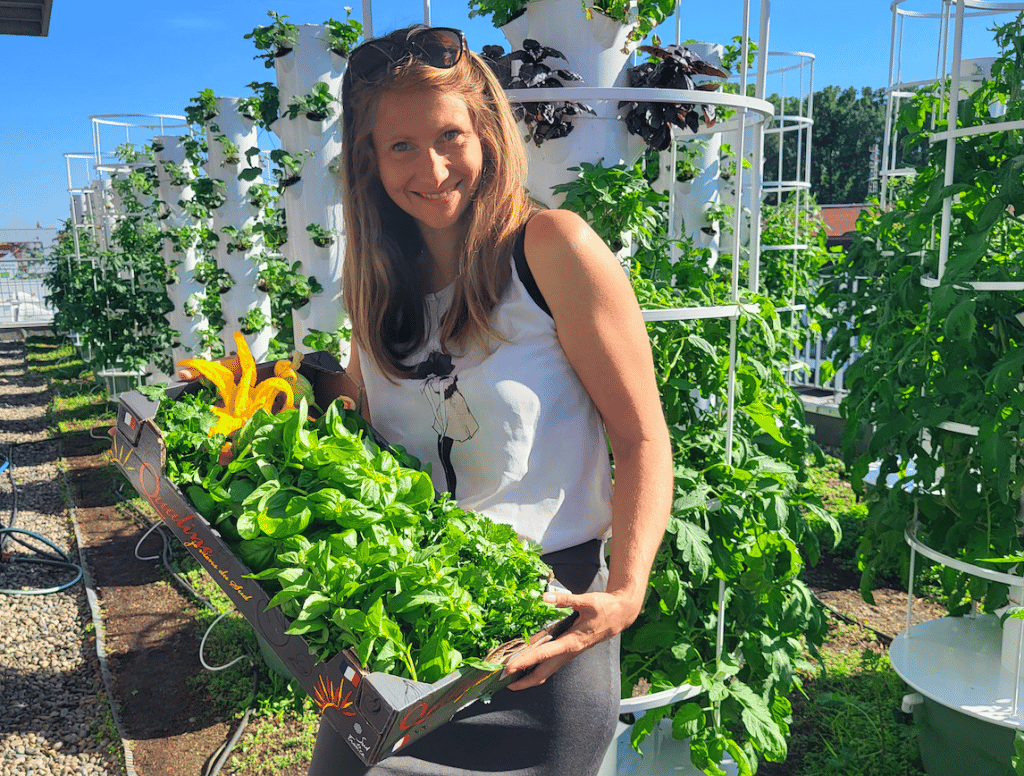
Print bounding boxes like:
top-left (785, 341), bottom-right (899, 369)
top-left (811, 86), bottom-right (886, 203)
top-left (764, 86), bottom-right (887, 204)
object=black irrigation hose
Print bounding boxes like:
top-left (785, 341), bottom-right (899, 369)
top-left (811, 590), bottom-right (896, 645)
top-left (0, 446), bottom-right (84, 595)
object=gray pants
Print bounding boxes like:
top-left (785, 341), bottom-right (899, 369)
top-left (308, 541), bottom-right (619, 776)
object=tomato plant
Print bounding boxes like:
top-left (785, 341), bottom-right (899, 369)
top-left (559, 154), bottom-right (833, 774)
top-left (823, 13), bottom-right (1024, 610)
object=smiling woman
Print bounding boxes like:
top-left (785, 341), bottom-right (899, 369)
top-left (318, 22), bottom-right (673, 776)
top-left (371, 89), bottom-right (484, 278)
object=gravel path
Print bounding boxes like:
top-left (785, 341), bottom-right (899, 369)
top-left (0, 339), bottom-right (125, 776)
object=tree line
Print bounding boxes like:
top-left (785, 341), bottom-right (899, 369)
top-left (762, 85), bottom-right (923, 205)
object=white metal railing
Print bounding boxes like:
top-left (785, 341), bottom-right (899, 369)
top-left (0, 231), bottom-right (57, 327)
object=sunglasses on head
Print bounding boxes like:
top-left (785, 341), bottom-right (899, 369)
top-left (347, 26), bottom-right (466, 84)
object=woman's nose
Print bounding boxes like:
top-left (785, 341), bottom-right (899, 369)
top-left (421, 148), bottom-right (448, 186)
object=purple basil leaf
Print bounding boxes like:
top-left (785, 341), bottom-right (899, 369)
top-left (651, 123), bottom-right (672, 151)
top-left (691, 61), bottom-right (729, 78)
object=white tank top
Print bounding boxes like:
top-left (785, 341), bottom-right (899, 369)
top-left (360, 256), bottom-right (613, 553)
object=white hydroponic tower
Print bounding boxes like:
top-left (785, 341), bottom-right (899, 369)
top-left (271, 24), bottom-right (348, 352)
top-left (203, 96), bottom-right (274, 362)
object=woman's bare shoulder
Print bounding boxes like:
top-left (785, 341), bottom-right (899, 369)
top-left (522, 207), bottom-right (619, 286)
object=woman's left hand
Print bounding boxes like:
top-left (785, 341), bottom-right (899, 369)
top-left (502, 588), bottom-right (640, 690)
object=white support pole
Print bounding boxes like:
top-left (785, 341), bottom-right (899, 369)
top-left (880, 3), bottom-right (900, 209)
top-left (937, 0), bottom-right (966, 283)
top-left (746, 0), bottom-right (770, 292)
top-left (362, 0), bottom-right (373, 39)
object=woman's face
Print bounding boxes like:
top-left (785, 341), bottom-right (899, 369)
top-left (371, 88), bottom-right (484, 237)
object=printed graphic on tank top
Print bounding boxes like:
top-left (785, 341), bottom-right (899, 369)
top-left (361, 257), bottom-right (612, 553)
top-left (411, 350), bottom-right (478, 496)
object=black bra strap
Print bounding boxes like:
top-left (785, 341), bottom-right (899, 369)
top-left (512, 221), bottom-right (552, 318)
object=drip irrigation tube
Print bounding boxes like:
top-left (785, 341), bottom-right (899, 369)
top-left (1, 446), bottom-right (84, 595)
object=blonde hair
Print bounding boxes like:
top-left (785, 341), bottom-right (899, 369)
top-left (341, 29), bottom-right (539, 379)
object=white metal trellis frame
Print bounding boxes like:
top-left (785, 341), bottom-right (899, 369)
top-left (59, 115), bottom-right (187, 375)
top-left (755, 52), bottom-right (821, 393)
top-left (878, 0), bottom-right (1024, 737)
top-left (879, 0), bottom-right (1015, 210)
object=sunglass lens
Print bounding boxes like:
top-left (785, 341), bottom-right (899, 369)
top-left (351, 41), bottom-right (398, 82)
top-left (413, 29), bottom-right (463, 68)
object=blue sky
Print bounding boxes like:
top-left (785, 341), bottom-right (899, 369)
top-left (1, 0), bottom-right (1005, 230)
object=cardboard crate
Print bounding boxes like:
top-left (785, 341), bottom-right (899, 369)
top-left (110, 350), bottom-right (571, 765)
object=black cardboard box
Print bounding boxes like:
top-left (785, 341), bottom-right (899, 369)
top-left (110, 350), bottom-right (570, 764)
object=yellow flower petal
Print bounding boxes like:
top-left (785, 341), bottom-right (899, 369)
top-left (210, 406), bottom-right (247, 438)
top-left (251, 377), bottom-right (296, 413)
top-left (233, 332), bottom-right (257, 419)
top-left (177, 358), bottom-right (240, 416)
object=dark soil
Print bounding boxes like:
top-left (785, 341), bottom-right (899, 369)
top-left (63, 415), bottom-right (937, 776)
top-left (63, 423), bottom-right (312, 776)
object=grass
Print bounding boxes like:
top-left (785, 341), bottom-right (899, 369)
top-left (24, 334), bottom-right (114, 436)
top-left (806, 454), bottom-right (869, 565)
top-left (794, 646), bottom-right (922, 776)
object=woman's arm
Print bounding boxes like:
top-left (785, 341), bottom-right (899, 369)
top-left (503, 208), bottom-right (673, 690)
top-left (318, 342), bottom-right (371, 423)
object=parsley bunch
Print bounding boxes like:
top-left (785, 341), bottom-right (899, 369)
top-left (145, 384), bottom-right (223, 485)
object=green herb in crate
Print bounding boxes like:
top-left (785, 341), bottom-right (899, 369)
top-left (159, 393), bottom-right (564, 683)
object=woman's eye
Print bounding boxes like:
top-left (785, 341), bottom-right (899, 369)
top-left (391, 141), bottom-right (410, 152)
top-left (442, 129), bottom-right (460, 142)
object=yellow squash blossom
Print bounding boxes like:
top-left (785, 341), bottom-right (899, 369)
top-left (178, 332), bottom-right (296, 438)
top-left (274, 350), bottom-right (317, 407)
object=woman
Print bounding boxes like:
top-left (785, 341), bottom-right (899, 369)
top-left (312, 24), bottom-right (673, 776)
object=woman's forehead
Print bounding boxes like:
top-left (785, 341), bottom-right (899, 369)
top-left (372, 89), bottom-right (473, 131)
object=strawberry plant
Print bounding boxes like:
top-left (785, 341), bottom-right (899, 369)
top-left (590, 0), bottom-right (676, 45)
top-left (467, 0), bottom-right (529, 28)
top-left (323, 10), bottom-right (363, 57)
top-left (245, 11), bottom-right (300, 69)
top-left (306, 223), bottom-right (336, 248)
top-left (185, 87), bottom-right (219, 126)
top-left (285, 81), bottom-right (340, 122)
top-left (239, 81), bottom-right (281, 128)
